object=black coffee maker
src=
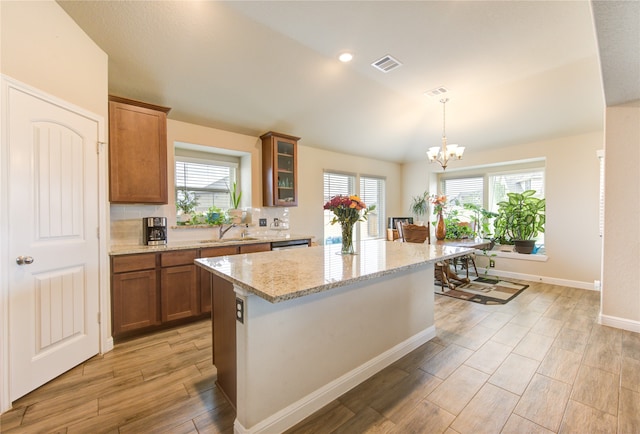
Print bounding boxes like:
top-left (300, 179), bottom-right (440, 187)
top-left (143, 217), bottom-right (167, 245)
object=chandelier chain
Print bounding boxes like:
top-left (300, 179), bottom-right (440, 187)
top-left (426, 97), bottom-right (464, 170)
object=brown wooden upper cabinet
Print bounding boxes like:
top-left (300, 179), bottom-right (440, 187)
top-left (108, 95), bottom-right (171, 204)
top-left (261, 131), bottom-right (299, 207)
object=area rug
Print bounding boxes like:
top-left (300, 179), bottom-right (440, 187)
top-left (437, 277), bottom-right (528, 305)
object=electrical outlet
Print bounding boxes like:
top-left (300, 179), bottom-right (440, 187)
top-left (235, 297), bottom-right (244, 323)
top-left (489, 259), bottom-right (495, 268)
top-left (259, 218), bottom-right (267, 227)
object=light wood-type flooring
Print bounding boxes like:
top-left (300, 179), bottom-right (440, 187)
top-left (2, 280), bottom-right (640, 433)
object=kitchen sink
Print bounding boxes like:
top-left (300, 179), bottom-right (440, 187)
top-left (199, 237), bottom-right (260, 243)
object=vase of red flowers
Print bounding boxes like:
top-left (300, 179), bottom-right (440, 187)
top-left (431, 194), bottom-right (447, 241)
top-left (324, 195), bottom-right (375, 254)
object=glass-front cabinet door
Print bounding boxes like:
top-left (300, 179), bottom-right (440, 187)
top-left (261, 131), bottom-right (299, 207)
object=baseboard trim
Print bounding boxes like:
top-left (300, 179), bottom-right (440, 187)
top-left (484, 269), bottom-right (597, 291)
top-left (233, 325), bottom-right (436, 434)
top-left (102, 337), bottom-right (114, 354)
top-left (599, 314), bottom-right (640, 333)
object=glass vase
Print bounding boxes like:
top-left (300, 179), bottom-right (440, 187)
top-left (340, 221), bottom-right (355, 255)
top-left (435, 210), bottom-right (447, 241)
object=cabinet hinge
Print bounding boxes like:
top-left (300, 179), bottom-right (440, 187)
top-left (97, 312), bottom-right (101, 324)
top-left (97, 141), bottom-right (106, 154)
top-left (97, 227), bottom-right (100, 239)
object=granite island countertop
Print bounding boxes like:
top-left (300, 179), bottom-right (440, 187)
top-left (195, 239), bottom-right (473, 303)
top-left (110, 233), bottom-right (314, 256)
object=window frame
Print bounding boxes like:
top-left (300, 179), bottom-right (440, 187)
top-left (323, 171), bottom-right (386, 245)
top-left (175, 155), bottom-right (238, 213)
top-left (359, 174), bottom-right (386, 241)
top-left (439, 163), bottom-right (546, 248)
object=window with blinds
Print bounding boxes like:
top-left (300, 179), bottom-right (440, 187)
top-left (488, 170), bottom-right (545, 213)
top-left (441, 177), bottom-right (483, 207)
top-left (438, 166), bottom-right (545, 248)
top-left (323, 172), bottom-right (386, 244)
top-left (175, 157), bottom-right (237, 212)
top-left (359, 176), bottom-right (385, 240)
top-left (598, 150), bottom-right (604, 237)
top-left (488, 169), bottom-right (545, 245)
top-left (323, 172), bottom-right (356, 245)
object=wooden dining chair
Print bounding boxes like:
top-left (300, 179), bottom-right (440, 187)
top-left (452, 222), bottom-right (479, 279)
top-left (397, 222), bottom-right (453, 289)
top-left (396, 222), bottom-right (429, 244)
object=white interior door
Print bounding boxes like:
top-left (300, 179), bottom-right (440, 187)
top-left (7, 85), bottom-right (100, 401)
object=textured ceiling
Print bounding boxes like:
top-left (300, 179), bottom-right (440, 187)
top-left (591, 0), bottom-right (640, 106)
top-left (56, 0), bottom-right (628, 164)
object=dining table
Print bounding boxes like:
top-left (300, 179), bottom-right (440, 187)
top-left (432, 238), bottom-right (492, 290)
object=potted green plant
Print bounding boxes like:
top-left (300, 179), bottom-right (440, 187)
top-left (493, 190), bottom-right (545, 254)
top-left (176, 189), bottom-right (198, 224)
top-left (463, 202), bottom-right (498, 242)
top-left (228, 182), bottom-right (244, 223)
top-left (442, 208), bottom-right (474, 239)
top-left (409, 191), bottom-right (429, 225)
top-left (205, 205), bottom-right (225, 225)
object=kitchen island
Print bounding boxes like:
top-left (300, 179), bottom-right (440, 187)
top-left (196, 239), bottom-right (472, 433)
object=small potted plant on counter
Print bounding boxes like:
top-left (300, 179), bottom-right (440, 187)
top-left (493, 190), bottom-right (545, 254)
top-left (228, 182), bottom-right (244, 224)
top-left (176, 189), bottom-right (198, 225)
top-left (205, 205), bottom-right (225, 226)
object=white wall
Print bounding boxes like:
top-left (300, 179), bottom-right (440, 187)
top-left (0, 0), bottom-right (108, 118)
top-left (403, 131), bottom-right (603, 287)
top-left (292, 145), bottom-right (403, 243)
top-left (110, 121), bottom-right (404, 245)
top-left (601, 100), bottom-right (640, 331)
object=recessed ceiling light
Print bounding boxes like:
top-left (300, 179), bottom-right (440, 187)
top-left (339, 52), bottom-right (353, 63)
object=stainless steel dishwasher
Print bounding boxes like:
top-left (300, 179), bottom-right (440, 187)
top-left (271, 239), bottom-right (310, 250)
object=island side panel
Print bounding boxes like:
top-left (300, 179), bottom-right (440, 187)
top-left (234, 263), bottom-right (435, 432)
top-left (211, 273), bottom-right (237, 408)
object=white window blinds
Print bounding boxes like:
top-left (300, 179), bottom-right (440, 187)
top-left (359, 176), bottom-right (385, 240)
top-left (175, 158), bottom-right (237, 211)
top-left (442, 177), bottom-right (483, 207)
top-left (323, 172), bottom-right (355, 201)
top-left (323, 172), bottom-right (355, 245)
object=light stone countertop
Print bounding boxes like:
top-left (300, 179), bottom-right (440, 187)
top-left (195, 239), bottom-right (474, 303)
top-left (110, 234), bottom-right (314, 256)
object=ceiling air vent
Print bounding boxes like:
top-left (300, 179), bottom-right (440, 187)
top-left (424, 86), bottom-right (450, 97)
top-left (371, 55), bottom-right (402, 73)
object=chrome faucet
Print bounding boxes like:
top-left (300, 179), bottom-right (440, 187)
top-left (218, 223), bottom-right (236, 239)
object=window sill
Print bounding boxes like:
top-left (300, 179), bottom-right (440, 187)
top-left (475, 249), bottom-right (548, 262)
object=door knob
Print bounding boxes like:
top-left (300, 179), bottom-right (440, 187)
top-left (16, 256), bottom-right (34, 265)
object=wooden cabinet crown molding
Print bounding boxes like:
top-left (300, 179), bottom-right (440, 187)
top-left (108, 95), bottom-right (171, 114)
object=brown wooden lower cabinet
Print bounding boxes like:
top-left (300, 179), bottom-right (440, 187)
top-left (111, 242), bottom-right (274, 340)
top-left (199, 268), bottom-right (213, 314)
top-left (200, 245), bottom-right (239, 315)
top-left (160, 250), bottom-right (199, 322)
top-left (112, 269), bottom-right (159, 334)
top-left (161, 265), bottom-right (198, 322)
top-left (111, 253), bottom-right (159, 336)
top-left (239, 242), bottom-right (271, 254)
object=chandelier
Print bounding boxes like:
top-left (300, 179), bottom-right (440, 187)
top-left (426, 98), bottom-right (464, 170)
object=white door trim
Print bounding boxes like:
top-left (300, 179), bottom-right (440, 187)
top-left (0, 75), bottom-right (110, 413)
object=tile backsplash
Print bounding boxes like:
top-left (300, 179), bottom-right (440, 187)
top-left (110, 204), bottom-right (292, 246)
